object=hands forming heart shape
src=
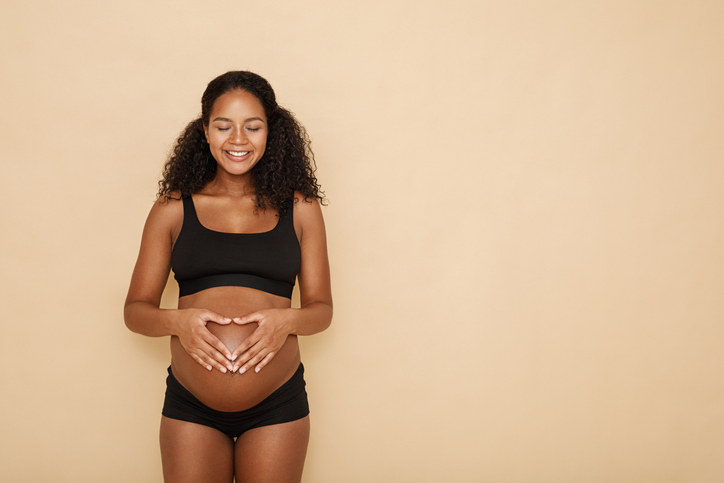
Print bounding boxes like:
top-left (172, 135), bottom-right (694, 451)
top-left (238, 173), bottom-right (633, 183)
top-left (176, 308), bottom-right (293, 375)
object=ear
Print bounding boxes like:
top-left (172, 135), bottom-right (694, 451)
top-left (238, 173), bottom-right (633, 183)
top-left (203, 124), bottom-right (209, 143)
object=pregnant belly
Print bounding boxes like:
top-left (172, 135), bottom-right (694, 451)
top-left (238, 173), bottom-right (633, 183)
top-left (170, 322), bottom-right (300, 412)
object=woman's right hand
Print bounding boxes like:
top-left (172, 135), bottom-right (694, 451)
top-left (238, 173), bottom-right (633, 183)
top-left (172, 309), bottom-right (234, 373)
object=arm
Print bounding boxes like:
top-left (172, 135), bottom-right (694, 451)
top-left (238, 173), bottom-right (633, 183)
top-left (124, 196), bottom-right (235, 373)
top-left (231, 196), bottom-right (333, 373)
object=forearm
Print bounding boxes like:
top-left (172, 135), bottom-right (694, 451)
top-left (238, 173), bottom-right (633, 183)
top-left (286, 301), bottom-right (333, 336)
top-left (124, 301), bottom-right (181, 338)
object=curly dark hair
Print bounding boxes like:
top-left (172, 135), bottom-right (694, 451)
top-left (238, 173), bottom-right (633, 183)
top-left (158, 71), bottom-right (324, 216)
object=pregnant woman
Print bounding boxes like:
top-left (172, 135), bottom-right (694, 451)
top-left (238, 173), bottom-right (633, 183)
top-left (124, 71), bottom-right (332, 483)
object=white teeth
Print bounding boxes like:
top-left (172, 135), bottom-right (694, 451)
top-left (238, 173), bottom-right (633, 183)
top-left (227, 151), bottom-right (249, 156)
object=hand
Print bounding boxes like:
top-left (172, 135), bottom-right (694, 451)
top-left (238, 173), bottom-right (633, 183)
top-left (174, 309), bottom-right (234, 373)
top-left (230, 309), bottom-right (292, 374)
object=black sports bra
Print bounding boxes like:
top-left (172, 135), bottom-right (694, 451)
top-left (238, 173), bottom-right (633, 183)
top-left (171, 196), bottom-right (301, 298)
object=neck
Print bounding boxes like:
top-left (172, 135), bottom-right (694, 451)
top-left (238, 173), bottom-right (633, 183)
top-left (205, 171), bottom-right (255, 197)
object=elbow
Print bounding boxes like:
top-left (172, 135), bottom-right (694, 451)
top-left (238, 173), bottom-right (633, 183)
top-left (123, 306), bottom-right (134, 332)
top-left (322, 303), bottom-right (333, 332)
top-left (123, 302), bottom-right (139, 333)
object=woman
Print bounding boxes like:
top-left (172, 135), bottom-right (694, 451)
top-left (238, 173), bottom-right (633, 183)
top-left (124, 71), bottom-right (332, 483)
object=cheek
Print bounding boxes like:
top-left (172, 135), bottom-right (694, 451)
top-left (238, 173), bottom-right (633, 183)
top-left (208, 132), bottom-right (225, 149)
top-left (206, 134), bottom-right (226, 162)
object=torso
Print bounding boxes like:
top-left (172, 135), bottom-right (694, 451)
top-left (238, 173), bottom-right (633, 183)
top-left (169, 192), bottom-right (302, 412)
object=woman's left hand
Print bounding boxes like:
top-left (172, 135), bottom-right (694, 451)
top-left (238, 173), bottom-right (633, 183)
top-left (230, 308), bottom-right (292, 374)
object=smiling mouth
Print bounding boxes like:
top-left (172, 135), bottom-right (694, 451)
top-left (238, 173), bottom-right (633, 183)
top-left (226, 150), bottom-right (250, 156)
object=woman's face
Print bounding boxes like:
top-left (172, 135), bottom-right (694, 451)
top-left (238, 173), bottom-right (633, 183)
top-left (204, 89), bottom-right (268, 177)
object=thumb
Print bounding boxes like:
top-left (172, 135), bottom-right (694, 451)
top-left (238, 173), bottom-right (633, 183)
top-left (233, 312), bottom-right (261, 325)
top-left (205, 312), bottom-right (232, 325)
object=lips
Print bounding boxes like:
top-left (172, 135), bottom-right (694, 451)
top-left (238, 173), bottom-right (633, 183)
top-left (224, 150), bottom-right (251, 161)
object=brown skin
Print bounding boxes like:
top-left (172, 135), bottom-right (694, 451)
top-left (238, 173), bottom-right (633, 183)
top-left (124, 89), bottom-right (332, 482)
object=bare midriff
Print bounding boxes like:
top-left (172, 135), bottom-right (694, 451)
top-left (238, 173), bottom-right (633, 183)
top-left (172, 286), bottom-right (300, 412)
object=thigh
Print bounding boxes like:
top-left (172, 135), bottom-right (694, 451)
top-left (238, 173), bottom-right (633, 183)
top-left (160, 416), bottom-right (235, 483)
top-left (234, 416), bottom-right (310, 483)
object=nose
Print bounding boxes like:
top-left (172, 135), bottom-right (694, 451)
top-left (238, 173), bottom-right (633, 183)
top-left (231, 127), bottom-right (247, 145)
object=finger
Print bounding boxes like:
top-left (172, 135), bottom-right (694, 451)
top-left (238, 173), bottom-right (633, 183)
top-left (205, 312), bottom-right (232, 326)
top-left (194, 335), bottom-right (233, 372)
top-left (254, 352), bottom-right (276, 373)
top-left (187, 326), bottom-right (233, 366)
top-left (230, 342), bottom-right (251, 363)
top-left (204, 344), bottom-right (234, 372)
top-left (232, 343), bottom-right (260, 373)
top-left (196, 344), bottom-right (231, 373)
top-left (232, 313), bottom-right (260, 325)
top-left (237, 348), bottom-right (269, 375)
top-left (190, 353), bottom-right (212, 372)
top-left (230, 333), bottom-right (261, 361)
top-left (203, 331), bottom-right (233, 361)
top-left (206, 357), bottom-right (229, 373)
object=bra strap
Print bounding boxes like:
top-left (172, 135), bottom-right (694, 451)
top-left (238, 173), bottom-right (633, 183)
top-left (182, 196), bottom-right (201, 227)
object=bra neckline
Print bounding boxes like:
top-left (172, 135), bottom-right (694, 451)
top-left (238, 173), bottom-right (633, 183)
top-left (186, 195), bottom-right (282, 236)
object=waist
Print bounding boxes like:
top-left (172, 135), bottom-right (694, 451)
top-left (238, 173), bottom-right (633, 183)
top-left (177, 285), bottom-right (293, 314)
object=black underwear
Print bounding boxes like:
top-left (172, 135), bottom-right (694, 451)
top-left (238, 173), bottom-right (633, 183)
top-left (162, 363), bottom-right (309, 439)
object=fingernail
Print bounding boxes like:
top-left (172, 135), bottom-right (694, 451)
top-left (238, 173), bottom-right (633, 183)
top-left (220, 367), bottom-right (227, 374)
top-left (255, 367), bottom-right (260, 373)
top-left (207, 365), bottom-right (212, 371)
top-left (224, 317), bottom-right (231, 322)
top-left (239, 367), bottom-right (246, 375)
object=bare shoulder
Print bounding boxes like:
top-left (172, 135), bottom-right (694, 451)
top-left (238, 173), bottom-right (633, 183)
top-left (293, 191), bottom-right (323, 218)
top-left (151, 191), bottom-right (183, 217)
top-left (292, 191), bottom-right (325, 244)
top-left (145, 191), bottom-right (184, 236)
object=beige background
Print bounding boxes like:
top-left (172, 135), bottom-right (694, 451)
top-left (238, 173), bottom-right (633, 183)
top-left (2, 1), bottom-right (723, 482)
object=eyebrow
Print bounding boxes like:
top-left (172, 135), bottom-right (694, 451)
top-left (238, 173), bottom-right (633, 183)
top-left (211, 116), bottom-right (265, 123)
